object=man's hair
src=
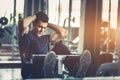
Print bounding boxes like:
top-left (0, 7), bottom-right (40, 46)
top-left (34, 11), bottom-right (49, 23)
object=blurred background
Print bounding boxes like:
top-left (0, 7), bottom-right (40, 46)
top-left (0, 0), bottom-right (120, 79)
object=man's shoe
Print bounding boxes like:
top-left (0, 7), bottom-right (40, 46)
top-left (76, 50), bottom-right (91, 77)
top-left (43, 51), bottom-right (57, 78)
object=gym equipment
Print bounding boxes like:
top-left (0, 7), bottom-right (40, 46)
top-left (0, 27), bottom-right (5, 39)
top-left (100, 53), bottom-right (113, 64)
top-left (0, 17), bottom-right (8, 25)
top-left (96, 62), bottom-right (120, 76)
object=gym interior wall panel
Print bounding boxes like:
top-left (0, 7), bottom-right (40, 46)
top-left (34, 0), bottom-right (39, 14)
top-left (84, 0), bottom-right (102, 56)
top-left (24, 0), bottom-right (33, 17)
top-left (82, 0), bottom-right (102, 76)
top-left (116, 0), bottom-right (120, 61)
top-left (24, 0), bottom-right (48, 17)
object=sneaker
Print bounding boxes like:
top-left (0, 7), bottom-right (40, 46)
top-left (43, 51), bottom-right (57, 78)
top-left (76, 50), bottom-right (91, 77)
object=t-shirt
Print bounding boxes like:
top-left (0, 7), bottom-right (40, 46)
top-left (19, 31), bottom-right (50, 55)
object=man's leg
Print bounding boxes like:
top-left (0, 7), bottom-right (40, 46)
top-left (32, 56), bottom-right (45, 78)
top-left (21, 63), bottom-right (33, 79)
top-left (43, 51), bottom-right (57, 78)
top-left (63, 56), bottom-right (80, 77)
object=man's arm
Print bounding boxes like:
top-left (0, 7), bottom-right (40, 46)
top-left (18, 15), bottom-right (36, 36)
top-left (48, 23), bottom-right (68, 44)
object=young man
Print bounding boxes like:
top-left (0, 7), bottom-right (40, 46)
top-left (18, 11), bottom-right (68, 78)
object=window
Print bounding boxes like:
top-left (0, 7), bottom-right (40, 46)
top-left (48, 0), bottom-right (80, 27)
top-left (48, 0), bottom-right (81, 53)
top-left (0, 0), bottom-right (24, 25)
top-left (0, 0), bottom-right (24, 61)
top-left (102, 0), bottom-right (118, 29)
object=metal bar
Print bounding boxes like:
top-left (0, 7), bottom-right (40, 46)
top-left (67, 0), bottom-right (72, 49)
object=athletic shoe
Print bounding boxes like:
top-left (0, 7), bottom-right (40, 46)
top-left (75, 50), bottom-right (91, 77)
top-left (43, 51), bottom-right (57, 78)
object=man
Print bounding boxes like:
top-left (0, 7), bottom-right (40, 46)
top-left (18, 11), bottom-right (68, 78)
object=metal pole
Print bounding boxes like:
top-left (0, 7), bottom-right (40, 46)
top-left (58, 0), bottom-right (60, 25)
top-left (67, 0), bottom-right (72, 49)
top-left (12, 0), bottom-right (16, 59)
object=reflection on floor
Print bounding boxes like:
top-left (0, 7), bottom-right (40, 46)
top-left (1, 68), bottom-right (120, 80)
top-left (0, 68), bottom-right (22, 80)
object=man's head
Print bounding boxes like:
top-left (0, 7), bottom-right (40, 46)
top-left (33, 12), bottom-right (49, 37)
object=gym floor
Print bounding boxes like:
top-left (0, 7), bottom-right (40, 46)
top-left (0, 68), bottom-right (120, 80)
top-left (0, 68), bottom-right (22, 80)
